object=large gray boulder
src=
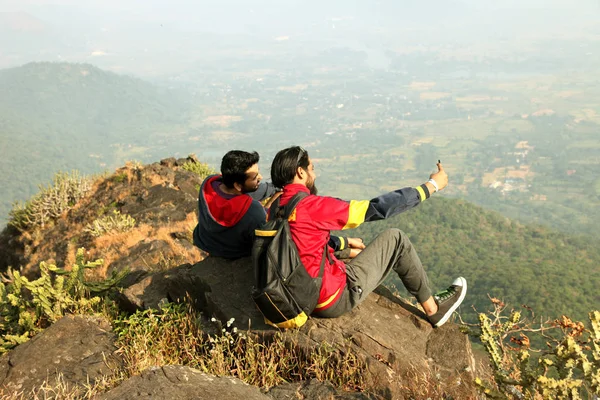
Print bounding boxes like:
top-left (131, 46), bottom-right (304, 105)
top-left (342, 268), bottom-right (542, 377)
top-left (99, 365), bottom-right (271, 400)
top-left (267, 379), bottom-right (376, 399)
top-left (0, 315), bottom-right (120, 395)
top-left (117, 256), bottom-right (477, 399)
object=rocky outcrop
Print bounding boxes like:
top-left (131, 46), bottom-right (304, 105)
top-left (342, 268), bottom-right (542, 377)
top-left (267, 379), bottom-right (375, 399)
top-left (0, 315), bottom-right (120, 395)
top-left (0, 157), bottom-right (480, 399)
top-left (117, 256), bottom-right (477, 399)
top-left (0, 157), bottom-right (204, 276)
top-left (99, 365), bottom-right (271, 400)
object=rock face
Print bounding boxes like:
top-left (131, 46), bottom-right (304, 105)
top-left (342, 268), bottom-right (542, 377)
top-left (267, 379), bottom-right (375, 400)
top-left (99, 365), bottom-right (271, 400)
top-left (0, 157), bottom-right (480, 399)
top-left (118, 256), bottom-right (477, 399)
top-left (0, 156), bottom-right (205, 276)
top-left (0, 315), bottom-right (120, 395)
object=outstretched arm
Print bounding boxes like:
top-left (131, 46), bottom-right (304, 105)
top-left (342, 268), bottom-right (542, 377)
top-left (346, 161), bottom-right (448, 228)
top-left (310, 161), bottom-right (448, 231)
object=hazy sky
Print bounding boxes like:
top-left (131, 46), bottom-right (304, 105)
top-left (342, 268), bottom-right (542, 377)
top-left (1, 0), bottom-right (599, 76)
top-left (2, 0), bottom-right (599, 25)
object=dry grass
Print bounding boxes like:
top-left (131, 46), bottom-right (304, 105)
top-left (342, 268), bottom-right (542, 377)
top-left (113, 302), bottom-right (368, 393)
top-left (17, 198), bottom-right (201, 279)
top-left (91, 213), bottom-right (202, 277)
top-left (0, 371), bottom-right (126, 400)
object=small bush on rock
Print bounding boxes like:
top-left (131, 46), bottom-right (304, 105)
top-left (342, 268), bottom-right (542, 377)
top-left (0, 248), bottom-right (126, 354)
top-left (181, 159), bottom-right (216, 180)
top-left (8, 171), bottom-right (92, 232)
top-left (84, 210), bottom-right (136, 237)
top-left (472, 298), bottom-right (600, 399)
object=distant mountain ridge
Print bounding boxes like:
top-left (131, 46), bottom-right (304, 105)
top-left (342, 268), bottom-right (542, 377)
top-left (0, 61), bottom-right (190, 227)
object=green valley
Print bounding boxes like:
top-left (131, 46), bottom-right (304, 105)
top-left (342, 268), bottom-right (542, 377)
top-left (342, 197), bottom-right (600, 324)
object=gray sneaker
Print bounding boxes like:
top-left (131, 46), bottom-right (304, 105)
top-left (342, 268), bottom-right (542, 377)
top-left (428, 277), bottom-right (467, 328)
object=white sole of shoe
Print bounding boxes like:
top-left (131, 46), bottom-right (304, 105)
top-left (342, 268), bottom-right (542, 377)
top-left (434, 277), bottom-right (467, 328)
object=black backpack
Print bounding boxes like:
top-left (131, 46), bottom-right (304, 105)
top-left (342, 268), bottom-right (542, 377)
top-left (251, 192), bottom-right (326, 329)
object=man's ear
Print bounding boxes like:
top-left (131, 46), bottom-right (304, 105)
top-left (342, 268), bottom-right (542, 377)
top-left (296, 167), bottom-right (305, 179)
top-left (233, 182), bottom-right (243, 193)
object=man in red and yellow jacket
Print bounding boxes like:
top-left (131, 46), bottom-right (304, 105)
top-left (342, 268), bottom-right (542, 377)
top-left (270, 146), bottom-right (467, 327)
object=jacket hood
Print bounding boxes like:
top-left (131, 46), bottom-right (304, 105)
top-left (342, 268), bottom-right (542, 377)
top-left (202, 175), bottom-right (253, 227)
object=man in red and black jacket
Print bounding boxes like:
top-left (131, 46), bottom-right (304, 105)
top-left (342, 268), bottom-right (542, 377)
top-left (193, 150), bottom-right (279, 259)
top-left (270, 146), bottom-right (467, 327)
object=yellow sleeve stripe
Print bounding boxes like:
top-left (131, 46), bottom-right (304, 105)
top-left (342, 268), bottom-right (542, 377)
top-left (339, 236), bottom-right (346, 250)
top-left (255, 230), bottom-right (277, 237)
top-left (342, 200), bottom-right (369, 230)
top-left (415, 186), bottom-right (426, 202)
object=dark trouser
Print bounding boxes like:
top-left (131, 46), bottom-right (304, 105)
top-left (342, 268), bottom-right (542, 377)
top-left (314, 228), bottom-right (432, 318)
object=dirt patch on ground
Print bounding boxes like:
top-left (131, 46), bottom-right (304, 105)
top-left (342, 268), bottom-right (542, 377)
top-left (277, 84), bottom-right (308, 93)
top-left (482, 166), bottom-right (533, 187)
top-left (408, 81), bottom-right (436, 91)
top-left (419, 92), bottom-right (451, 101)
top-left (203, 115), bottom-right (242, 127)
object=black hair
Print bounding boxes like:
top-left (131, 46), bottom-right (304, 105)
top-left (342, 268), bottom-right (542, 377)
top-left (270, 146), bottom-right (309, 188)
top-left (220, 150), bottom-right (260, 188)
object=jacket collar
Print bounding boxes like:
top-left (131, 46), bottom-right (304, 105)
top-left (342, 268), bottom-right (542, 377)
top-left (280, 184), bottom-right (310, 206)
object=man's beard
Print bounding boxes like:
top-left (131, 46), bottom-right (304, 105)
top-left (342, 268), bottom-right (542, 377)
top-left (307, 179), bottom-right (318, 195)
top-left (241, 182), bottom-right (260, 194)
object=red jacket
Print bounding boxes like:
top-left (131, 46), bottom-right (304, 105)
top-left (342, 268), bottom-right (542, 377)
top-left (278, 182), bottom-right (430, 311)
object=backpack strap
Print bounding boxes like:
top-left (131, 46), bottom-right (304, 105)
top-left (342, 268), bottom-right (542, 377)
top-left (273, 191), bottom-right (327, 279)
top-left (280, 191), bottom-right (309, 220)
top-left (267, 195), bottom-right (281, 221)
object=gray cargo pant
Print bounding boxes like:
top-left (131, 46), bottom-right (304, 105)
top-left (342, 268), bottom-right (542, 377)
top-left (314, 228), bottom-right (432, 318)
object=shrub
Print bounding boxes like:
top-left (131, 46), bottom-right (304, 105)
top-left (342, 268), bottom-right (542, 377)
top-left (472, 298), bottom-right (600, 399)
top-left (84, 210), bottom-right (136, 237)
top-left (8, 171), bottom-right (92, 231)
top-left (0, 248), bottom-right (126, 354)
top-left (181, 159), bottom-right (216, 180)
top-left (110, 172), bottom-right (128, 183)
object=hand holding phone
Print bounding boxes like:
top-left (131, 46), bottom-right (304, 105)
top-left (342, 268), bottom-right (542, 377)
top-left (430, 160), bottom-right (448, 191)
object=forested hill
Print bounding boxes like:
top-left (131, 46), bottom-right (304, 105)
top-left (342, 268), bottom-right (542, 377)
top-left (346, 197), bottom-right (600, 323)
top-left (0, 62), bottom-right (190, 226)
